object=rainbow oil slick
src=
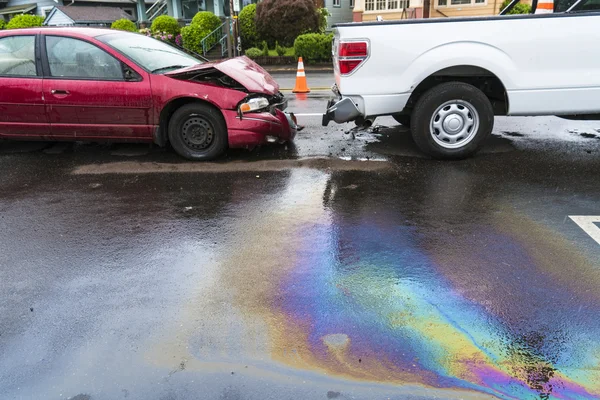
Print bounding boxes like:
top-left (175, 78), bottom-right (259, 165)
top-left (256, 171), bottom-right (600, 399)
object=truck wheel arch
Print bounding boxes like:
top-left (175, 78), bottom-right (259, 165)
top-left (403, 65), bottom-right (510, 117)
top-left (399, 42), bottom-right (515, 116)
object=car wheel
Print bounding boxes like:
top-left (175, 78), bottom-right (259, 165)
top-left (168, 103), bottom-right (228, 161)
top-left (410, 82), bottom-right (494, 159)
top-left (392, 114), bottom-right (411, 128)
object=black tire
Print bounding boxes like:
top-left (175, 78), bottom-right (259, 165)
top-left (392, 114), bottom-right (411, 128)
top-left (410, 82), bottom-right (494, 159)
top-left (168, 103), bottom-right (227, 161)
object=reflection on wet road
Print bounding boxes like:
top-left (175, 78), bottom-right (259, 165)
top-left (1, 93), bottom-right (600, 399)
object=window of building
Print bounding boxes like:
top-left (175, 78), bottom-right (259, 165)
top-left (438, 0), bottom-right (486, 6)
top-left (365, 0), bottom-right (409, 10)
top-left (182, 0), bottom-right (206, 20)
top-left (350, 0), bottom-right (355, 7)
top-left (333, 0), bottom-right (341, 6)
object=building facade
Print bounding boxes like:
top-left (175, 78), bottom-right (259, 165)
top-left (352, 0), bottom-right (532, 20)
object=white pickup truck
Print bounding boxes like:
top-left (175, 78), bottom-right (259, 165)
top-left (322, 0), bottom-right (600, 159)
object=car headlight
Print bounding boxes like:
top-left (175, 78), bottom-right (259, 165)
top-left (239, 97), bottom-right (269, 113)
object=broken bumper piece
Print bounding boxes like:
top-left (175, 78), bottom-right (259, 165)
top-left (322, 97), bottom-right (362, 126)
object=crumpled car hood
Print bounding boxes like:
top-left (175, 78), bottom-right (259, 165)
top-left (165, 56), bottom-right (280, 95)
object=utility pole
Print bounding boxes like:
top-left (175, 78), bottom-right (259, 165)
top-left (229, 0), bottom-right (237, 57)
top-left (226, 17), bottom-right (233, 58)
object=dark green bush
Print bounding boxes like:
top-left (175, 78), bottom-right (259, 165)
top-left (256, 0), bottom-right (320, 47)
top-left (275, 41), bottom-right (286, 56)
top-left (500, 0), bottom-right (532, 13)
top-left (261, 40), bottom-right (269, 56)
top-left (239, 4), bottom-right (258, 49)
top-left (6, 14), bottom-right (45, 29)
top-left (294, 33), bottom-right (332, 62)
top-left (151, 15), bottom-right (180, 35)
top-left (245, 47), bottom-right (262, 58)
top-left (0, 19), bottom-right (6, 30)
top-left (111, 18), bottom-right (137, 32)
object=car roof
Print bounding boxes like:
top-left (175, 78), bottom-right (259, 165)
top-left (0, 27), bottom-right (135, 38)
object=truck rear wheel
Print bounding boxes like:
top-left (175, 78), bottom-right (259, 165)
top-left (410, 82), bottom-right (494, 159)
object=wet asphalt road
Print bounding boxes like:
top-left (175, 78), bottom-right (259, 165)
top-left (1, 76), bottom-right (600, 400)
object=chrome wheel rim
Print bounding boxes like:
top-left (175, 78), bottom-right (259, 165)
top-left (430, 100), bottom-right (479, 149)
top-left (181, 116), bottom-right (214, 151)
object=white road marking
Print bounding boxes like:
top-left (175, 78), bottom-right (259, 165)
top-left (569, 216), bottom-right (600, 245)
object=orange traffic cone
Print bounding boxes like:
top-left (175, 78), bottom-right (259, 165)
top-left (292, 57), bottom-right (310, 94)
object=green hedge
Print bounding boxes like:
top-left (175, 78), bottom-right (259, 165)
top-left (239, 4), bottom-right (258, 49)
top-left (294, 33), bottom-right (333, 62)
top-left (111, 18), bottom-right (137, 32)
top-left (0, 19), bottom-right (6, 30)
top-left (151, 15), bottom-right (180, 35)
top-left (6, 14), bottom-right (44, 29)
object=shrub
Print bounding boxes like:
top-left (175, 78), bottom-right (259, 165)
top-left (245, 47), bottom-right (262, 58)
top-left (191, 11), bottom-right (221, 33)
top-left (111, 18), bottom-right (137, 32)
top-left (6, 14), bottom-right (45, 29)
top-left (318, 8), bottom-right (330, 33)
top-left (275, 41), bottom-right (286, 56)
top-left (181, 25), bottom-right (202, 54)
top-left (0, 19), bottom-right (6, 30)
top-left (239, 4), bottom-right (258, 49)
top-left (181, 11), bottom-right (221, 55)
top-left (500, 0), bottom-right (532, 13)
top-left (151, 15), bottom-right (180, 35)
top-left (256, 0), bottom-right (320, 47)
top-left (261, 40), bottom-right (269, 56)
top-left (294, 33), bottom-right (333, 62)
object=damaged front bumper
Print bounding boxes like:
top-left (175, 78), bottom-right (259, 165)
top-left (225, 93), bottom-right (300, 148)
top-left (322, 85), bottom-right (363, 126)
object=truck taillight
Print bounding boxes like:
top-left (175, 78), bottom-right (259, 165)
top-left (338, 41), bottom-right (369, 75)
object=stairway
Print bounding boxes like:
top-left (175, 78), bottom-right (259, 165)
top-left (205, 45), bottom-right (226, 61)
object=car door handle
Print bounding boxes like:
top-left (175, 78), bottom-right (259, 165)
top-left (51, 89), bottom-right (70, 95)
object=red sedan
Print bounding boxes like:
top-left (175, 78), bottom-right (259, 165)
top-left (0, 27), bottom-right (298, 160)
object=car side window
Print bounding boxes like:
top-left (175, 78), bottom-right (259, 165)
top-left (45, 36), bottom-right (124, 80)
top-left (0, 36), bottom-right (37, 77)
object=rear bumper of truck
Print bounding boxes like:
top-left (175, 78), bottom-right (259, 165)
top-left (322, 84), bottom-right (411, 126)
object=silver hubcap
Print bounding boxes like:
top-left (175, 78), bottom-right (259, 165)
top-left (430, 100), bottom-right (479, 149)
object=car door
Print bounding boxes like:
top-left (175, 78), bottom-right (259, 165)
top-left (41, 34), bottom-right (153, 139)
top-left (0, 34), bottom-right (49, 138)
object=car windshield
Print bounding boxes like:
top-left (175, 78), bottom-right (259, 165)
top-left (96, 32), bottom-right (201, 73)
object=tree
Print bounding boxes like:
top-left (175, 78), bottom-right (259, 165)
top-left (256, 0), bottom-right (320, 47)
